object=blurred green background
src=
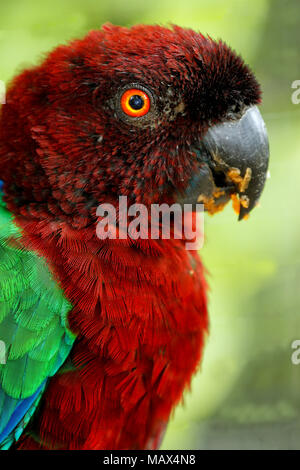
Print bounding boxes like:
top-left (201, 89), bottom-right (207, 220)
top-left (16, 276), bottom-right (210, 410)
top-left (1, 0), bottom-right (300, 450)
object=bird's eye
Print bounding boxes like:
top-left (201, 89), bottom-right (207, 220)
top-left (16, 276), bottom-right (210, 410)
top-left (120, 89), bottom-right (151, 117)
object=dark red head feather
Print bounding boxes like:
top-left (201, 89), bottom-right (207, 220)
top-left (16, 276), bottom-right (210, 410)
top-left (0, 24), bottom-right (261, 228)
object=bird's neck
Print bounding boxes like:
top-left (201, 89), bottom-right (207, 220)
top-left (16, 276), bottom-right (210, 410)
top-left (13, 215), bottom-right (207, 337)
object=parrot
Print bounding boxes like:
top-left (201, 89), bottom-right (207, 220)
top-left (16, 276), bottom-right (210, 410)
top-left (0, 24), bottom-right (269, 450)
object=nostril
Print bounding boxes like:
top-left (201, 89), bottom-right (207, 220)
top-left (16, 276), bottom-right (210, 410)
top-left (210, 169), bottom-right (228, 188)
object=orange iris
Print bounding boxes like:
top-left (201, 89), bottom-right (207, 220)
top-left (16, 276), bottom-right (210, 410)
top-left (120, 89), bottom-right (151, 117)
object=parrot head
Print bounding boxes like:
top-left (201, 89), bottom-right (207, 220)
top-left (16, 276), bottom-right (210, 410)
top-left (0, 24), bottom-right (269, 228)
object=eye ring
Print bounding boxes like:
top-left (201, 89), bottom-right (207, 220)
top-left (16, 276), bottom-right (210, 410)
top-left (120, 88), bottom-right (151, 117)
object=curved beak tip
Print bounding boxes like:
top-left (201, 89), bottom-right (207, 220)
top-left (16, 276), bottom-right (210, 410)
top-left (201, 105), bottom-right (270, 220)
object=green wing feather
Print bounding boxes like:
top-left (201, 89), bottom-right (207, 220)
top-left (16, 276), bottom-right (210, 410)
top-left (0, 195), bottom-right (75, 446)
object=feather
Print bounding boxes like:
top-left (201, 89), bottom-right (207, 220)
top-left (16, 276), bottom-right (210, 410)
top-left (0, 195), bottom-right (75, 448)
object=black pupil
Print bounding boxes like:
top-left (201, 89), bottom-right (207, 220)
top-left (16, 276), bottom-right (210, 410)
top-left (129, 94), bottom-right (144, 110)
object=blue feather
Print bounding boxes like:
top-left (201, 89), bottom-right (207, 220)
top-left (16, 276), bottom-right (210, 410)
top-left (0, 380), bottom-right (46, 446)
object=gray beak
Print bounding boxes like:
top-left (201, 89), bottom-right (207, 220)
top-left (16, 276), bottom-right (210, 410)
top-left (179, 106), bottom-right (270, 220)
top-left (202, 106), bottom-right (269, 219)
